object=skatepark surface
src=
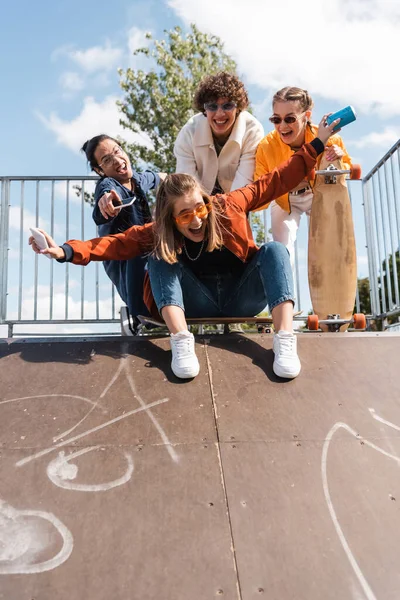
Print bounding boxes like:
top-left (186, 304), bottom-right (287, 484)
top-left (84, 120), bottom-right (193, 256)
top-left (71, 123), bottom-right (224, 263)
top-left (1, 332), bottom-right (400, 600)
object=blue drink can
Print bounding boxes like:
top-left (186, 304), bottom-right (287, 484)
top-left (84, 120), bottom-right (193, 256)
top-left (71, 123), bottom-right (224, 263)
top-left (326, 105), bottom-right (356, 132)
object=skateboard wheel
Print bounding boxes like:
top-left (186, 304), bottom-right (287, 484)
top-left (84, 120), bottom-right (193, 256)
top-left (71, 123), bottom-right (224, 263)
top-left (350, 164), bottom-right (362, 180)
top-left (353, 313), bottom-right (366, 329)
top-left (307, 314), bottom-right (319, 330)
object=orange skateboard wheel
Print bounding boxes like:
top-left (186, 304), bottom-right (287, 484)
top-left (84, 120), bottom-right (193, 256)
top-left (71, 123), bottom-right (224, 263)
top-left (350, 164), bottom-right (362, 180)
top-left (353, 313), bottom-right (366, 329)
top-left (307, 314), bottom-right (319, 330)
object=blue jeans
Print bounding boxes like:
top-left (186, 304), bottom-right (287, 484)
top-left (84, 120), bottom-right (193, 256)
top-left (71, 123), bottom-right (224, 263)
top-left (147, 242), bottom-right (294, 318)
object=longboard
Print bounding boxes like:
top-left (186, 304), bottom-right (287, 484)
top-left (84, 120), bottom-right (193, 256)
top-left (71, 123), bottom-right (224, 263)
top-left (138, 312), bottom-right (302, 331)
top-left (308, 157), bottom-right (361, 332)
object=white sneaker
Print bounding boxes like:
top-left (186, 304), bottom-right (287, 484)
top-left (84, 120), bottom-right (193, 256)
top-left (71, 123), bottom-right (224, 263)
top-left (170, 330), bottom-right (200, 379)
top-left (273, 330), bottom-right (301, 379)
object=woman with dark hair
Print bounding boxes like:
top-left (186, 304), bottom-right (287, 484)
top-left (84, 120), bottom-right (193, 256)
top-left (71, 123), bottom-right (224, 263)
top-left (81, 135), bottom-right (165, 328)
top-left (174, 72), bottom-right (264, 195)
top-left (30, 116), bottom-right (338, 380)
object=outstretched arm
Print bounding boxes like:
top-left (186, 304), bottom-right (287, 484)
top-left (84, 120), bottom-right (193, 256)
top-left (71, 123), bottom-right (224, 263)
top-left (29, 224), bottom-right (155, 265)
top-left (227, 114), bottom-right (340, 213)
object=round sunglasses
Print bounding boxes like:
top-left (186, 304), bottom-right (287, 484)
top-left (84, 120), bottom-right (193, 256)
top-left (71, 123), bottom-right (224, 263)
top-left (269, 112), bottom-right (306, 125)
top-left (204, 101), bottom-right (237, 113)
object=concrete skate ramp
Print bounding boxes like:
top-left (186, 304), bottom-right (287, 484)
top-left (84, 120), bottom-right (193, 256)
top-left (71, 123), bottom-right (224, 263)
top-left (1, 332), bottom-right (400, 600)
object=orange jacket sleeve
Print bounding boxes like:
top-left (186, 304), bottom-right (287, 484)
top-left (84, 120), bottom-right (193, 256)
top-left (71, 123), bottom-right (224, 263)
top-left (228, 141), bottom-right (321, 213)
top-left (66, 222), bottom-right (155, 265)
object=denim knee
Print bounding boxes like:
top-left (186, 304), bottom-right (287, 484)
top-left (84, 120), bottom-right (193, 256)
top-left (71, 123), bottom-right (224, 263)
top-left (256, 241), bottom-right (290, 266)
top-left (256, 242), bottom-right (294, 310)
top-left (147, 256), bottom-right (185, 312)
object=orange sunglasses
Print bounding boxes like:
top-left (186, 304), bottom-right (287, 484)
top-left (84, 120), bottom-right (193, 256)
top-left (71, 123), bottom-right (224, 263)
top-left (174, 203), bottom-right (212, 226)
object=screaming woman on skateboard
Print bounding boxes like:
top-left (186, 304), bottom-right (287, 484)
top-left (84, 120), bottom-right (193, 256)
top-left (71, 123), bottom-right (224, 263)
top-left (29, 116), bottom-right (338, 381)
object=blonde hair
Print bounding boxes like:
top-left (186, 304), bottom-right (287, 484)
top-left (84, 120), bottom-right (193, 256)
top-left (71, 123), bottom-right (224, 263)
top-left (273, 86), bottom-right (314, 127)
top-left (153, 174), bottom-right (224, 264)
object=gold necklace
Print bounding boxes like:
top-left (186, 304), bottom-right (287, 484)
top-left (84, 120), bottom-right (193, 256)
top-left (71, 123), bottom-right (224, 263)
top-left (183, 238), bottom-right (205, 261)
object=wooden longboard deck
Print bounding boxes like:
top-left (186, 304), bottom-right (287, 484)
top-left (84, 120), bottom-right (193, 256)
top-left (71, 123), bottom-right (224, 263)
top-left (308, 157), bottom-right (357, 332)
top-left (138, 312), bottom-right (302, 328)
top-left (139, 316), bottom-right (273, 327)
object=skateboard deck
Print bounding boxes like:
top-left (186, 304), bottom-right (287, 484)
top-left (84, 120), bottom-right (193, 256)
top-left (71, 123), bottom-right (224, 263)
top-left (308, 156), bottom-right (358, 332)
top-left (139, 315), bottom-right (273, 327)
top-left (138, 312), bottom-right (302, 331)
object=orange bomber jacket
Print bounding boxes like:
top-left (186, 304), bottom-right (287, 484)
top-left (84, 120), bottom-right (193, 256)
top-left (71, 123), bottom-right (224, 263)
top-left (64, 140), bottom-right (322, 317)
top-left (254, 125), bottom-right (352, 213)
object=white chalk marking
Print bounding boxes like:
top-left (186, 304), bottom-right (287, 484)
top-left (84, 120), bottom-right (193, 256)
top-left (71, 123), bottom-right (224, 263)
top-left (53, 363), bottom-right (125, 441)
top-left (322, 422), bottom-right (400, 600)
top-left (0, 499), bottom-right (73, 574)
top-left (16, 397), bottom-right (169, 467)
top-left (122, 357), bottom-right (179, 463)
top-left (368, 408), bottom-right (400, 432)
top-left (46, 448), bottom-right (134, 492)
top-left (0, 394), bottom-right (97, 409)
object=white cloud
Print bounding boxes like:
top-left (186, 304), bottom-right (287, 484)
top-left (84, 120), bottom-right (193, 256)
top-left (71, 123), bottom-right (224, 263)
top-left (67, 42), bottom-right (123, 74)
top-left (350, 127), bottom-right (400, 149)
top-left (9, 207), bottom-right (49, 233)
top-left (50, 180), bottom-right (97, 205)
top-left (128, 26), bottom-right (151, 56)
top-left (168, 0), bottom-right (400, 116)
top-left (7, 284), bottom-right (122, 323)
top-left (59, 71), bottom-right (85, 92)
top-left (37, 96), bottom-right (153, 153)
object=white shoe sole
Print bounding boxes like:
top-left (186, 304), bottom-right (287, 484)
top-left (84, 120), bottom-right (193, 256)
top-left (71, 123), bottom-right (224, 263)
top-left (273, 362), bottom-right (301, 379)
top-left (171, 363), bottom-right (200, 379)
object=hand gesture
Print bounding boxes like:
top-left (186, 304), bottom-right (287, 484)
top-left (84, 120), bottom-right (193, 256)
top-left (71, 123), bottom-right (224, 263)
top-left (98, 189), bottom-right (122, 219)
top-left (325, 144), bottom-right (345, 162)
top-left (317, 114), bottom-right (341, 146)
top-left (28, 229), bottom-right (65, 260)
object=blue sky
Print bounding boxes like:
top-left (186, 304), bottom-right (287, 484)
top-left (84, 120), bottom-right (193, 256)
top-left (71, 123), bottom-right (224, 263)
top-left (1, 0), bottom-right (400, 327)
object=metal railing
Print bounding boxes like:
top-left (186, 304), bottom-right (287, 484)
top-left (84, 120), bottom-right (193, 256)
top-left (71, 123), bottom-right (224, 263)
top-left (1, 146), bottom-right (399, 337)
top-left (0, 176), bottom-right (120, 337)
top-left (362, 140), bottom-right (400, 320)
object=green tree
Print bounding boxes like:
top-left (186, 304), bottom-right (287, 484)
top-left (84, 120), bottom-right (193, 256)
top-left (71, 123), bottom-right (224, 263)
top-left (355, 250), bottom-right (400, 329)
top-left (381, 249), bottom-right (400, 323)
top-left (117, 24), bottom-right (237, 173)
top-left (356, 276), bottom-right (371, 314)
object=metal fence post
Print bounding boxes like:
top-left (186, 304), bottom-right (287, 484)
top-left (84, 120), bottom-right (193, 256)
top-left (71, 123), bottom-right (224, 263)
top-left (0, 179), bottom-right (10, 323)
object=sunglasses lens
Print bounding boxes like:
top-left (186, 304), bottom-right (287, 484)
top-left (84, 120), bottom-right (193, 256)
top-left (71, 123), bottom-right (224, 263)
top-left (221, 102), bottom-right (236, 111)
top-left (196, 205), bottom-right (208, 218)
top-left (175, 204), bottom-right (210, 226)
top-left (269, 115), bottom-right (299, 125)
top-left (204, 102), bottom-right (236, 112)
top-left (180, 214), bottom-right (193, 225)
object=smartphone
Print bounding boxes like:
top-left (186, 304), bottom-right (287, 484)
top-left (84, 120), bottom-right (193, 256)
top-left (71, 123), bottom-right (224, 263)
top-left (326, 106), bottom-right (356, 132)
